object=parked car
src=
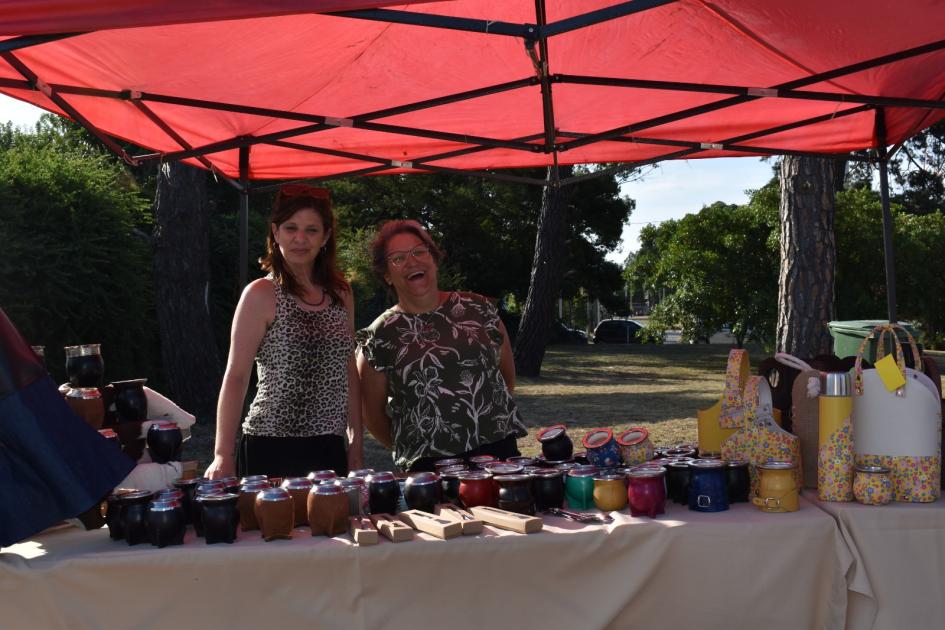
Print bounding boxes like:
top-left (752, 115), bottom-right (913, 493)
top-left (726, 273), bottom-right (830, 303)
top-left (592, 319), bottom-right (644, 344)
top-left (549, 320), bottom-right (588, 344)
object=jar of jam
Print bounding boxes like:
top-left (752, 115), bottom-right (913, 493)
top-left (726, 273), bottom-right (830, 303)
top-left (853, 465), bottom-right (893, 506)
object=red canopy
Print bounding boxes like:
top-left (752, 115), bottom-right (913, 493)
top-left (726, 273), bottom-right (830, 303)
top-left (2, 1), bottom-right (944, 182)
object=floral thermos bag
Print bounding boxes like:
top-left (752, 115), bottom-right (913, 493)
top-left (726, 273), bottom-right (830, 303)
top-left (852, 324), bottom-right (942, 503)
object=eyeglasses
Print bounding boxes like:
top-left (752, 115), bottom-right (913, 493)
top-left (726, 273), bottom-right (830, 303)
top-left (387, 245), bottom-right (432, 267)
top-left (276, 183), bottom-right (331, 204)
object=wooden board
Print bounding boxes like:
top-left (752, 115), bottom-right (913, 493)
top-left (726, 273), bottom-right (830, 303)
top-left (469, 506), bottom-right (542, 534)
top-left (368, 513), bottom-right (413, 542)
top-left (348, 517), bottom-right (378, 546)
top-left (434, 504), bottom-right (484, 535)
top-left (397, 510), bottom-right (462, 540)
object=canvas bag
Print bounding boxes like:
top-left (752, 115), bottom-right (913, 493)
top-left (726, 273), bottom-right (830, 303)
top-left (852, 323), bottom-right (942, 502)
top-left (722, 375), bottom-right (803, 497)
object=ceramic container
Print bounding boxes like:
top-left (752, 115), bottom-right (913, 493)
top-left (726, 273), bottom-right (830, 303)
top-left (255, 487), bottom-right (295, 541)
top-left (818, 372), bottom-right (854, 502)
top-left (593, 473), bottom-right (628, 511)
top-left (347, 469), bottom-right (375, 479)
top-left (366, 471), bottom-right (400, 515)
top-left (338, 477), bottom-right (367, 515)
top-left (433, 458), bottom-right (464, 473)
top-left (65, 387), bottom-right (105, 429)
top-left (172, 477), bottom-right (201, 525)
top-left (240, 474), bottom-right (268, 485)
top-left (616, 427), bottom-right (655, 466)
top-left (582, 428), bottom-right (621, 468)
top-left (308, 483), bottom-right (349, 536)
top-left (853, 465), bottom-right (893, 506)
top-left (726, 460), bottom-right (751, 503)
top-left (688, 459), bottom-right (729, 513)
top-left (468, 455), bottom-right (497, 470)
top-left (538, 424), bottom-right (574, 462)
top-left (507, 456), bottom-right (537, 468)
top-left (198, 493), bottom-right (240, 544)
top-left (438, 464), bottom-right (466, 503)
top-left (219, 476), bottom-right (241, 495)
top-left (193, 481), bottom-right (224, 536)
top-left (118, 490), bottom-right (154, 546)
top-left (106, 490), bottom-right (133, 540)
top-left (307, 470), bottom-right (338, 484)
top-left (64, 344), bottom-right (104, 388)
top-left (753, 461), bottom-right (799, 513)
top-left (665, 460), bottom-right (692, 505)
top-left (457, 470), bottom-right (496, 508)
top-left (281, 477), bottom-right (314, 525)
top-left (495, 474), bottom-right (535, 515)
top-left (565, 465), bottom-right (597, 510)
top-left (404, 472), bottom-right (442, 513)
top-left (111, 378), bottom-right (148, 423)
top-left (146, 421), bottom-right (183, 464)
top-left (628, 469), bottom-right (666, 517)
top-left (146, 498), bottom-right (186, 548)
top-left (531, 469), bottom-right (565, 511)
top-left (482, 461), bottom-right (524, 476)
top-left (238, 480), bottom-right (270, 531)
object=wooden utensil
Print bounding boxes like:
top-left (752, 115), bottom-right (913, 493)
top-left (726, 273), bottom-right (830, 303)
top-left (434, 504), bottom-right (484, 535)
top-left (348, 516), bottom-right (378, 546)
top-left (397, 510), bottom-right (462, 540)
top-left (469, 506), bottom-right (543, 534)
top-left (368, 513), bottom-right (413, 542)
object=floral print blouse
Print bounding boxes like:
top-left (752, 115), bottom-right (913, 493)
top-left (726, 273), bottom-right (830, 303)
top-left (357, 292), bottom-right (526, 470)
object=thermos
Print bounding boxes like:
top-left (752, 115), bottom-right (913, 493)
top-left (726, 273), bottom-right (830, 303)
top-left (818, 372), bottom-right (854, 502)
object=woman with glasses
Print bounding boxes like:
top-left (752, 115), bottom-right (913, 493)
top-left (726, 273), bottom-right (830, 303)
top-left (205, 184), bottom-right (361, 480)
top-left (357, 220), bottom-right (526, 472)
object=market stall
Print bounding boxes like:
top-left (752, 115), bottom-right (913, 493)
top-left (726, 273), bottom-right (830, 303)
top-left (0, 500), bottom-right (850, 630)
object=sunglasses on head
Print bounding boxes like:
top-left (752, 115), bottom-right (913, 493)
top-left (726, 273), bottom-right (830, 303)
top-left (276, 183), bottom-right (331, 204)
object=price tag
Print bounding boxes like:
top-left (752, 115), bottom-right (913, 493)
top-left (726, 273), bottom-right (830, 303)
top-left (875, 353), bottom-right (906, 392)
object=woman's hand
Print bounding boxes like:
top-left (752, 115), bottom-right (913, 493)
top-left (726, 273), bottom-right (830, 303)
top-left (204, 453), bottom-right (235, 480)
top-left (347, 438), bottom-right (364, 472)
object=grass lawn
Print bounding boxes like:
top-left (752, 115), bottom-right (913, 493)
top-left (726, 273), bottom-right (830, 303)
top-left (186, 344), bottom-right (943, 474)
top-left (185, 343), bottom-right (748, 473)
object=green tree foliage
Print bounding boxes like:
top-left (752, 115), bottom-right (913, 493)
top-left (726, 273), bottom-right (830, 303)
top-left (0, 122), bottom-right (157, 384)
top-left (626, 201), bottom-right (778, 346)
top-left (331, 169), bottom-right (633, 326)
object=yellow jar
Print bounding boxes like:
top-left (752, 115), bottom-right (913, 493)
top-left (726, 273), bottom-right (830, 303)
top-left (752, 461), bottom-right (799, 513)
top-left (593, 474), bottom-right (628, 512)
top-left (853, 465), bottom-right (893, 506)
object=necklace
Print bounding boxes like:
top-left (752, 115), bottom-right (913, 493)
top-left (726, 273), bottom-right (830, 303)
top-left (298, 287), bottom-right (327, 308)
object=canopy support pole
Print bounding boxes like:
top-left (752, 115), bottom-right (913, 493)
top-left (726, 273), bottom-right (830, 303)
top-left (239, 147), bottom-right (250, 289)
top-left (874, 108), bottom-right (898, 323)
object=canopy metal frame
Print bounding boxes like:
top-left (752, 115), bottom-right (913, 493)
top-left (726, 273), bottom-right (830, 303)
top-left (2, 1), bottom-right (939, 312)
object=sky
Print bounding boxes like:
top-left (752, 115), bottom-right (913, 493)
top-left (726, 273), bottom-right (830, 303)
top-left (1, 94), bottom-right (775, 260)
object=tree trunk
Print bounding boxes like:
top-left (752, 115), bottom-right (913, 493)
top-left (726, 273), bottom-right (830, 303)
top-left (776, 156), bottom-right (838, 357)
top-left (513, 166), bottom-right (572, 377)
top-left (152, 162), bottom-right (222, 416)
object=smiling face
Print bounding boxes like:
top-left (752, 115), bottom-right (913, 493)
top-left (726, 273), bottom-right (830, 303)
top-left (272, 207), bottom-right (330, 269)
top-left (384, 232), bottom-right (439, 302)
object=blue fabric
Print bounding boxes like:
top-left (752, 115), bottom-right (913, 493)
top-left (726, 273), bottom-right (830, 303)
top-left (0, 377), bottom-right (136, 547)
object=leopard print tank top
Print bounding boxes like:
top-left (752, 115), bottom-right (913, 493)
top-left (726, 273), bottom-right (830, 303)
top-left (242, 275), bottom-right (354, 437)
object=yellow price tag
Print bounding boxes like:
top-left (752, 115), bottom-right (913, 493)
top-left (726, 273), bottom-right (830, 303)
top-left (875, 353), bottom-right (906, 392)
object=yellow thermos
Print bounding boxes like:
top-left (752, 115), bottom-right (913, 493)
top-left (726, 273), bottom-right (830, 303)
top-left (817, 372), bottom-right (854, 501)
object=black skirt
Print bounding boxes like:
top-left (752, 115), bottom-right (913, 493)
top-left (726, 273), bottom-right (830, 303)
top-left (237, 433), bottom-right (348, 479)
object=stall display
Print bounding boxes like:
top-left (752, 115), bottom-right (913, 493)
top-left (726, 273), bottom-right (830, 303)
top-left (852, 323), bottom-right (941, 503)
